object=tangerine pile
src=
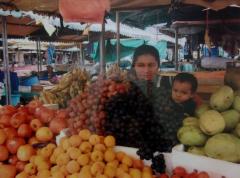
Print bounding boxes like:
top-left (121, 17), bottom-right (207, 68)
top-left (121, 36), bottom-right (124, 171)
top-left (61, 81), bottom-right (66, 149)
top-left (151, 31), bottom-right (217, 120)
top-left (16, 129), bottom-right (157, 178)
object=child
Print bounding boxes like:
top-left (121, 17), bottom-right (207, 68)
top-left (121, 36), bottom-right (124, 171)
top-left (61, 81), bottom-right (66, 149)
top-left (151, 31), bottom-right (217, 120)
top-left (172, 72), bottom-right (199, 116)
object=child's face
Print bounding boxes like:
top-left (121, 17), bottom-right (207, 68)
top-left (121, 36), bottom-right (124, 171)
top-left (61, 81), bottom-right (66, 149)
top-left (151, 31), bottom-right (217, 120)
top-left (172, 80), bottom-right (194, 104)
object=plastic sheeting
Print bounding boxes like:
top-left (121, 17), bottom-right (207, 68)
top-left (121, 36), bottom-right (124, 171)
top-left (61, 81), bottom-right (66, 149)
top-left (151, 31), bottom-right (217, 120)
top-left (59, 0), bottom-right (110, 23)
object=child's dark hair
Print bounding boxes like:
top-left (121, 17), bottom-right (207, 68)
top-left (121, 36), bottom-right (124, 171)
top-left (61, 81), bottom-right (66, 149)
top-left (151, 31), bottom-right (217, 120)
top-left (132, 45), bottom-right (160, 68)
top-left (173, 72), bottom-right (198, 93)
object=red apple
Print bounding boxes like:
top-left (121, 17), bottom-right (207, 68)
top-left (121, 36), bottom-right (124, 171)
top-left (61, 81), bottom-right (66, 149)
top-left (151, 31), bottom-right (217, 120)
top-left (17, 124), bottom-right (33, 138)
top-left (0, 145), bottom-right (9, 161)
top-left (197, 172), bottom-right (210, 178)
top-left (0, 114), bottom-right (12, 127)
top-left (6, 137), bottom-right (26, 154)
top-left (16, 161), bottom-right (27, 172)
top-left (10, 112), bottom-right (27, 128)
top-left (30, 119), bottom-right (42, 131)
top-left (8, 155), bottom-right (18, 165)
top-left (3, 127), bottom-right (17, 139)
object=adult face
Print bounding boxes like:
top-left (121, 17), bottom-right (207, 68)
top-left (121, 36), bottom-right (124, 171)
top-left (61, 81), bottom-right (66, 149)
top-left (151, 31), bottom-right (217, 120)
top-left (134, 54), bottom-right (158, 81)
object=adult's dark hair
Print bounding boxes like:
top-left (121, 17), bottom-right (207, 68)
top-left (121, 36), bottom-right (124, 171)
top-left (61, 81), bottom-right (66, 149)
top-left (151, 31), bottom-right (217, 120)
top-left (132, 44), bottom-right (160, 68)
top-left (173, 72), bottom-right (198, 93)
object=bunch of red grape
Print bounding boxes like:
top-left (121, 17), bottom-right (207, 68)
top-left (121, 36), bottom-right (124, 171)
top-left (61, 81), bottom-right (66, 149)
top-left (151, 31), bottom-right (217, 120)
top-left (66, 78), bottom-right (128, 135)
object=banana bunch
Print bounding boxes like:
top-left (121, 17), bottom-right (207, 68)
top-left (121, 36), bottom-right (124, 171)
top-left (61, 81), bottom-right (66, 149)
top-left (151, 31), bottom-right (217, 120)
top-left (106, 64), bottom-right (128, 81)
top-left (39, 68), bottom-right (90, 108)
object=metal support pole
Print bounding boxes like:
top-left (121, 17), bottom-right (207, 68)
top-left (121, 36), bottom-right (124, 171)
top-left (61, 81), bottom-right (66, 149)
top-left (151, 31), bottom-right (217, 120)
top-left (80, 43), bottom-right (84, 66)
top-left (116, 11), bottom-right (120, 66)
top-left (38, 40), bottom-right (42, 71)
top-left (36, 39), bottom-right (40, 73)
top-left (175, 28), bottom-right (179, 71)
top-left (2, 16), bottom-right (11, 104)
top-left (100, 22), bottom-right (106, 75)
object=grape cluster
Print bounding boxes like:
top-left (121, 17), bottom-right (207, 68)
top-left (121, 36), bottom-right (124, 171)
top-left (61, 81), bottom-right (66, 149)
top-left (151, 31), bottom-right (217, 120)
top-left (104, 83), bottom-right (152, 147)
top-left (66, 78), bottom-right (128, 135)
top-left (104, 82), bottom-right (185, 173)
top-left (151, 154), bottom-right (166, 174)
top-left (103, 82), bottom-right (173, 173)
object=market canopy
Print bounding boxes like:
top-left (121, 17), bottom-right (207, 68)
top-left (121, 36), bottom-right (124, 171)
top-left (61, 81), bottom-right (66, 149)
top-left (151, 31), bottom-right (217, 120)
top-left (0, 0), bottom-right (239, 12)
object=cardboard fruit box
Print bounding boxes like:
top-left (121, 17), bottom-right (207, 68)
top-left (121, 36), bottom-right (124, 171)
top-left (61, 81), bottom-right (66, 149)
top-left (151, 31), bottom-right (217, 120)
top-left (172, 145), bottom-right (240, 178)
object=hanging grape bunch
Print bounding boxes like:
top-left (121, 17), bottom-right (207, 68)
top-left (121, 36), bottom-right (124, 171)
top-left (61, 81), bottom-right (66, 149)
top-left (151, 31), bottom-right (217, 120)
top-left (103, 82), bottom-right (186, 173)
top-left (66, 78), bottom-right (129, 135)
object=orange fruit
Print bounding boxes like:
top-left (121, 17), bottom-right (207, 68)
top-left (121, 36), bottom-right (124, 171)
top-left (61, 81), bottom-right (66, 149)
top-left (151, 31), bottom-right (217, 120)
top-left (116, 151), bottom-right (126, 162)
top-left (36, 127), bottom-right (53, 142)
top-left (79, 141), bottom-right (92, 153)
top-left (67, 147), bottom-right (81, 160)
top-left (77, 154), bottom-right (89, 166)
top-left (122, 155), bottom-right (133, 167)
top-left (79, 129), bottom-right (91, 140)
top-left (90, 161), bottom-right (105, 176)
top-left (69, 135), bottom-right (82, 147)
top-left (104, 135), bottom-right (116, 147)
top-left (89, 134), bottom-right (101, 145)
top-left (66, 160), bottom-right (80, 174)
top-left (91, 150), bottom-right (104, 162)
top-left (104, 149), bottom-right (116, 162)
top-left (56, 153), bottom-right (70, 166)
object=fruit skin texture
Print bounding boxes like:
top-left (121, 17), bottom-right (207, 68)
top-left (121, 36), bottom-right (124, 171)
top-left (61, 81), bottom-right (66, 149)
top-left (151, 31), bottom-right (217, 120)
top-left (0, 129), bottom-right (7, 144)
top-left (210, 85), bottom-right (234, 112)
top-left (182, 117), bottom-right (199, 127)
top-left (0, 164), bottom-right (17, 178)
top-left (6, 137), bottom-right (26, 154)
top-left (36, 127), bottom-right (53, 142)
top-left (17, 124), bottom-right (33, 138)
top-left (0, 145), bottom-right (9, 161)
top-left (10, 112), bottom-right (27, 128)
top-left (233, 95), bottom-right (240, 112)
top-left (17, 144), bottom-right (35, 161)
top-left (177, 126), bottom-right (207, 146)
top-left (204, 133), bottom-right (240, 163)
top-left (187, 146), bottom-right (205, 156)
top-left (30, 119), bottom-right (42, 131)
top-left (49, 118), bottom-right (67, 134)
top-left (221, 109), bottom-right (240, 131)
top-left (199, 110), bottom-right (225, 135)
top-left (173, 166), bottom-right (187, 177)
top-left (197, 171), bottom-right (210, 178)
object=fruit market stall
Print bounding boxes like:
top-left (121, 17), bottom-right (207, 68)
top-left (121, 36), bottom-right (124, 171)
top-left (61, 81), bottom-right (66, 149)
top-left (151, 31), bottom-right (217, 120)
top-left (1, 1), bottom-right (240, 178)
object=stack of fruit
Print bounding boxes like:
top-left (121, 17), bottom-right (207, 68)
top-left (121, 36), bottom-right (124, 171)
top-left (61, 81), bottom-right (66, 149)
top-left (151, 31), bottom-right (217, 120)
top-left (15, 129), bottom-right (160, 178)
top-left (0, 104), bottom-right (57, 177)
top-left (66, 78), bottom-right (129, 135)
top-left (177, 85), bottom-right (240, 163)
top-left (39, 68), bottom-right (90, 108)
